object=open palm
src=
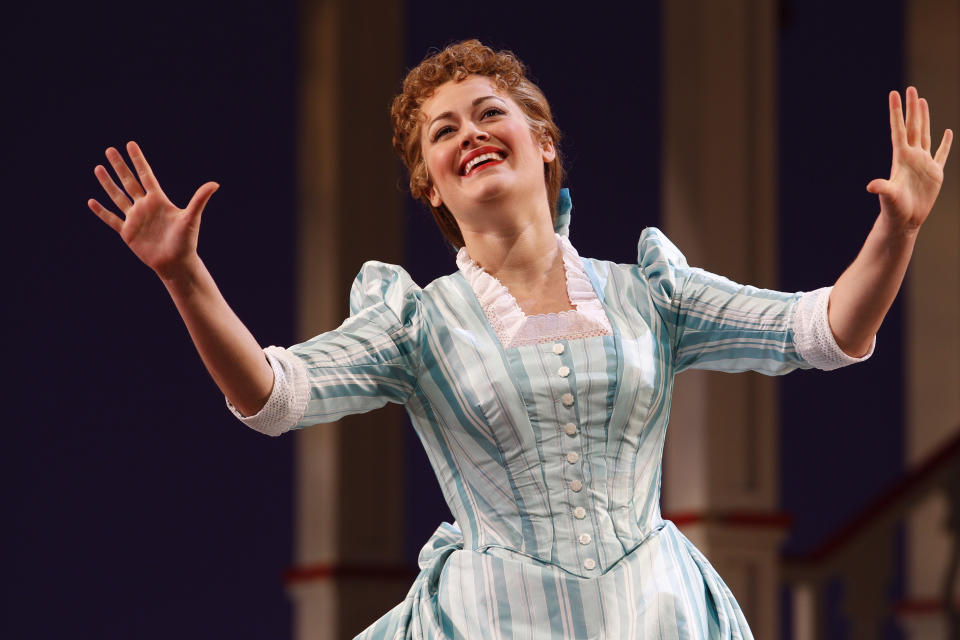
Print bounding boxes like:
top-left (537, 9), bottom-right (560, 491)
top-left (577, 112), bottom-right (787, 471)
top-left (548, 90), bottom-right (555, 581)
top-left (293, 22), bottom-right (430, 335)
top-left (88, 141), bottom-right (219, 280)
top-left (867, 87), bottom-right (953, 232)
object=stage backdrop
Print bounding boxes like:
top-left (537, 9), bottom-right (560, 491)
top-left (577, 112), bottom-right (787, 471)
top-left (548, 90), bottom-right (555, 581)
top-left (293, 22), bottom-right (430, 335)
top-left (4, 0), bottom-right (911, 638)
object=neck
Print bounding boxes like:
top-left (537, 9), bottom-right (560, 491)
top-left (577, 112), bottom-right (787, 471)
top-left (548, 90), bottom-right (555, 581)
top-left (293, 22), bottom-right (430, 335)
top-left (458, 192), bottom-right (557, 282)
top-left (461, 220), bottom-right (558, 283)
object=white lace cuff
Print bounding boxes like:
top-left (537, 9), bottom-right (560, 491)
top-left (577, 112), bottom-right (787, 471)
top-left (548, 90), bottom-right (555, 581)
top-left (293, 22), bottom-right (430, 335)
top-left (793, 287), bottom-right (875, 370)
top-left (226, 346), bottom-right (310, 436)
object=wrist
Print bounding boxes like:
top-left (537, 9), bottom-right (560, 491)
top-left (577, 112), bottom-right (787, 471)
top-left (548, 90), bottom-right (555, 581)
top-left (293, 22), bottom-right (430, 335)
top-left (874, 212), bottom-right (921, 244)
top-left (158, 253), bottom-right (206, 293)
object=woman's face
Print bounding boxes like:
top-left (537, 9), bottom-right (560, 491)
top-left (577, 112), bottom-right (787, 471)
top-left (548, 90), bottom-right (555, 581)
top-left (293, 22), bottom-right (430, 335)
top-left (419, 75), bottom-right (555, 224)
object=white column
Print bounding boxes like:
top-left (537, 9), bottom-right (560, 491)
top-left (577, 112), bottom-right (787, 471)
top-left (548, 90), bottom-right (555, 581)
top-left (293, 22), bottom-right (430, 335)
top-left (791, 582), bottom-right (822, 640)
top-left (293, 0), bottom-right (408, 637)
top-left (903, 1), bottom-right (960, 637)
top-left (661, 0), bottom-right (785, 637)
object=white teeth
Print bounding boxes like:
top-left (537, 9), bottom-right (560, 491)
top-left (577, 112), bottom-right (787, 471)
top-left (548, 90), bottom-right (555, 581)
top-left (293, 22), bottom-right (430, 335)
top-left (463, 152), bottom-right (504, 175)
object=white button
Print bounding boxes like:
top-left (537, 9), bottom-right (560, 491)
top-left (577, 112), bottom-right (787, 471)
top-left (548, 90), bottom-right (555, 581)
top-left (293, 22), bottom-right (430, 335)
top-left (570, 479), bottom-right (583, 492)
top-left (561, 393), bottom-right (574, 407)
top-left (573, 507), bottom-right (586, 519)
top-left (558, 365), bottom-right (570, 378)
top-left (584, 558), bottom-right (596, 570)
top-left (566, 451), bottom-right (579, 464)
top-left (578, 533), bottom-right (592, 545)
top-left (552, 343), bottom-right (565, 355)
top-left (564, 422), bottom-right (578, 436)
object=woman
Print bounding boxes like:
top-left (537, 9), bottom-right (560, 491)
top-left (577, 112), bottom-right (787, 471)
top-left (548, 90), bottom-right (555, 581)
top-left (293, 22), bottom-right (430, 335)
top-left (89, 40), bottom-right (951, 639)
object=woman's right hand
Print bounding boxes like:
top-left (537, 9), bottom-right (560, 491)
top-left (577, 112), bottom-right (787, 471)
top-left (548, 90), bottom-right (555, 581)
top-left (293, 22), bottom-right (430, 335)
top-left (89, 142), bottom-right (274, 416)
top-left (88, 141), bottom-right (219, 282)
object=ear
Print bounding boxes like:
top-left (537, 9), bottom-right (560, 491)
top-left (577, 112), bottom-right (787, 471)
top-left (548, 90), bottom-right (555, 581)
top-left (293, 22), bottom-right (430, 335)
top-left (540, 135), bottom-right (557, 163)
top-left (427, 183), bottom-right (443, 208)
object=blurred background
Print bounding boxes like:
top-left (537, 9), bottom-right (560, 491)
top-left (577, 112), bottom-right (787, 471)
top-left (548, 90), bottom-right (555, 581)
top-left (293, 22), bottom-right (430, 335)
top-left (3, 0), bottom-right (958, 638)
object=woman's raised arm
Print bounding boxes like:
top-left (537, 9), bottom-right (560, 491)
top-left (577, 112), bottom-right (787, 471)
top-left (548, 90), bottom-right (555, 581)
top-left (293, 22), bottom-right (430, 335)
top-left (828, 87), bottom-right (953, 357)
top-left (88, 141), bottom-right (274, 417)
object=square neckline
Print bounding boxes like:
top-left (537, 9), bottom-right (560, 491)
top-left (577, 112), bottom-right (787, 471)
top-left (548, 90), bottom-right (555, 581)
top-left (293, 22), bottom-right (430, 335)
top-left (455, 234), bottom-right (614, 348)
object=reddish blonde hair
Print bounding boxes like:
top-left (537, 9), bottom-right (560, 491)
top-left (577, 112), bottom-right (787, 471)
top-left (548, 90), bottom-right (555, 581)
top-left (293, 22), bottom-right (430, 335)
top-left (390, 40), bottom-right (564, 248)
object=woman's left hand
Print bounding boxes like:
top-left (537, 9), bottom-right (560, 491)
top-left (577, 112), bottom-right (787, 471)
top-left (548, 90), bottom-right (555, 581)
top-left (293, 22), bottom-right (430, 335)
top-left (867, 86), bottom-right (953, 234)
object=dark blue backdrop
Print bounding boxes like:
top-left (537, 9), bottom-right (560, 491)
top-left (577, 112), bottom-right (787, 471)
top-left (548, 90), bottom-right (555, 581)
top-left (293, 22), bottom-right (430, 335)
top-left (779, 0), bottom-right (904, 557)
top-left (5, 2), bottom-right (296, 638)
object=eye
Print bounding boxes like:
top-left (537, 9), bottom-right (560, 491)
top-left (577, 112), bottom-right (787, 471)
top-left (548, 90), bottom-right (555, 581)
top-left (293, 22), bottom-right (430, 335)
top-left (432, 125), bottom-right (454, 142)
top-left (481, 107), bottom-right (504, 118)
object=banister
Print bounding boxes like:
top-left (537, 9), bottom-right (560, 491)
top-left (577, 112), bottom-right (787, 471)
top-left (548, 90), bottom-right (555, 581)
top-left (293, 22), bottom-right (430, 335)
top-left (784, 424), bottom-right (960, 567)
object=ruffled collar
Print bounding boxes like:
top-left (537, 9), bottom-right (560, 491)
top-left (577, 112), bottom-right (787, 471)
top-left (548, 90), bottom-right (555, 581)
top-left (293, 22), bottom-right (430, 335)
top-left (456, 234), bottom-right (613, 348)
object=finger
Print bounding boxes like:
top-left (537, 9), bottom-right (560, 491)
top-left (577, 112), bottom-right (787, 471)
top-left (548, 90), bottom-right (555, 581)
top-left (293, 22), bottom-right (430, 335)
top-left (185, 182), bottom-right (220, 222)
top-left (889, 90), bottom-right (907, 149)
top-left (934, 128), bottom-right (954, 167)
top-left (126, 141), bottom-right (162, 192)
top-left (105, 146), bottom-right (145, 200)
top-left (866, 178), bottom-right (892, 195)
top-left (87, 198), bottom-right (124, 234)
top-left (94, 164), bottom-right (133, 213)
top-left (920, 97), bottom-right (931, 152)
top-left (905, 86), bottom-right (920, 147)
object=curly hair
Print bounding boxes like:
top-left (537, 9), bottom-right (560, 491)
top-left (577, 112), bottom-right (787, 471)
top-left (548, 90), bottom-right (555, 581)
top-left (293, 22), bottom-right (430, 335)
top-left (390, 40), bottom-right (564, 249)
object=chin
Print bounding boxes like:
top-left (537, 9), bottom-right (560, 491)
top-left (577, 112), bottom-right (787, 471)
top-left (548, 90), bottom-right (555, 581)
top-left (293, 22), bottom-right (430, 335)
top-left (465, 172), bottom-right (525, 202)
top-left (471, 182), bottom-right (510, 203)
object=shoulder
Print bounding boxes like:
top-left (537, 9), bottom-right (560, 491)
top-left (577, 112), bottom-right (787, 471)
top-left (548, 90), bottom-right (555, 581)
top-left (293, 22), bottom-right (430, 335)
top-left (636, 227), bottom-right (689, 271)
top-left (575, 228), bottom-right (691, 285)
top-left (349, 261), bottom-right (423, 323)
top-left (573, 228), bottom-right (688, 273)
top-left (350, 262), bottom-right (480, 325)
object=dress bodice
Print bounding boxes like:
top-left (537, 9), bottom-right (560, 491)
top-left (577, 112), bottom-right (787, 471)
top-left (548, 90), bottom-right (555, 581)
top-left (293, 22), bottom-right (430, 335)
top-left (415, 234), bottom-right (665, 577)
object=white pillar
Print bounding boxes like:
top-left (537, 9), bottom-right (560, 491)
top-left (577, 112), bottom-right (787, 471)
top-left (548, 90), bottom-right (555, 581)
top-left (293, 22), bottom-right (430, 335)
top-left (661, 0), bottom-right (785, 637)
top-left (903, 1), bottom-right (960, 637)
top-left (294, 0), bottom-right (408, 637)
top-left (791, 582), bottom-right (821, 640)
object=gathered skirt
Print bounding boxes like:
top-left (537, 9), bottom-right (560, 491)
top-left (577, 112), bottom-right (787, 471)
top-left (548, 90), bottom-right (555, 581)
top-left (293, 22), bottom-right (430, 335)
top-left (355, 520), bottom-right (752, 640)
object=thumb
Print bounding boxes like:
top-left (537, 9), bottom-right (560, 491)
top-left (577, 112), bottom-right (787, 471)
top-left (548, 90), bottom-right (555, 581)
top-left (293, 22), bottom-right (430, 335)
top-left (186, 181), bottom-right (220, 220)
top-left (866, 178), bottom-right (892, 195)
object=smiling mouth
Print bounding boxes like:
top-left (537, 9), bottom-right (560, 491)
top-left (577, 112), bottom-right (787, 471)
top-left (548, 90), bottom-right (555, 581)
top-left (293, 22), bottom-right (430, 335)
top-left (461, 151), bottom-right (507, 177)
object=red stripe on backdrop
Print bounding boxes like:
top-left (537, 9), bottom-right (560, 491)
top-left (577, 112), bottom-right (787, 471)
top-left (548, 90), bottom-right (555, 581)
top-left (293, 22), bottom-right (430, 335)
top-left (665, 511), bottom-right (793, 528)
top-left (284, 563), bottom-right (419, 585)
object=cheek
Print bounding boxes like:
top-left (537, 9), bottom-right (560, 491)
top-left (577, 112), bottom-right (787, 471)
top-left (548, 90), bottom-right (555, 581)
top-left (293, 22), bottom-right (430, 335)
top-left (425, 147), bottom-right (451, 182)
top-left (427, 153), bottom-right (443, 178)
top-left (507, 124), bottom-right (540, 162)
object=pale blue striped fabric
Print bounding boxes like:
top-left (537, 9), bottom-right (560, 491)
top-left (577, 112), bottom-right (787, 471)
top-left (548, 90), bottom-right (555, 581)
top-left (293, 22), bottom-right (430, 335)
top-left (278, 227), bottom-right (845, 639)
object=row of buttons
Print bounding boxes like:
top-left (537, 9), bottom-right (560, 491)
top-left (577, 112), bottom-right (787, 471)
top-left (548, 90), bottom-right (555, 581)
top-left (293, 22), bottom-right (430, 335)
top-left (552, 342), bottom-right (596, 572)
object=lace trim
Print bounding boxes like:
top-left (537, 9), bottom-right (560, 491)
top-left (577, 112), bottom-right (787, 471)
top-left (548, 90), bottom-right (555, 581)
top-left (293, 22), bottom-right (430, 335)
top-left (456, 235), bottom-right (613, 348)
top-left (226, 346), bottom-right (310, 436)
top-left (793, 287), bottom-right (875, 370)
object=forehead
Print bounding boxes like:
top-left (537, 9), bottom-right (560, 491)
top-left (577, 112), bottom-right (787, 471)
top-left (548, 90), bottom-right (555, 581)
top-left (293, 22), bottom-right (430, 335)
top-left (420, 75), bottom-right (506, 122)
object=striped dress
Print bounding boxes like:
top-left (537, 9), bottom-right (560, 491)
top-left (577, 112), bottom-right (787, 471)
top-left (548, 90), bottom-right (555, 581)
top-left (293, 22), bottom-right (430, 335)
top-left (231, 194), bottom-right (872, 639)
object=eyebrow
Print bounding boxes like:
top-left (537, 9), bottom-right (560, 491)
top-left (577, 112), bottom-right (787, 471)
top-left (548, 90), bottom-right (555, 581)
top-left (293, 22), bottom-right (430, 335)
top-left (428, 95), bottom-right (505, 129)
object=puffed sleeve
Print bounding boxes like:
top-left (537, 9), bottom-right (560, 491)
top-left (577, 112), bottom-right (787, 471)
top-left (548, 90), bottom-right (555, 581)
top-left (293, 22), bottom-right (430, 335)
top-left (637, 227), bottom-right (874, 375)
top-left (227, 261), bottom-right (423, 436)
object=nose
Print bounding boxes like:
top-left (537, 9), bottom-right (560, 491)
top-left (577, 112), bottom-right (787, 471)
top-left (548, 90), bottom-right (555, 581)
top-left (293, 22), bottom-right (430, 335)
top-left (459, 123), bottom-right (489, 149)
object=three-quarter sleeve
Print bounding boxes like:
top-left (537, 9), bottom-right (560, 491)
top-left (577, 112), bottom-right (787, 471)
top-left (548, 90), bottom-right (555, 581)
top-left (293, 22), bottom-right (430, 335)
top-left (229, 261), bottom-right (423, 436)
top-left (637, 227), bottom-right (874, 375)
